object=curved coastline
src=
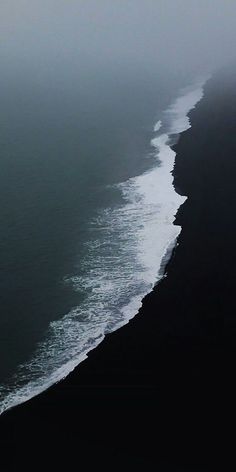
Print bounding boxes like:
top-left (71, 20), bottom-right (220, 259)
top-left (1, 79), bottom-right (207, 413)
top-left (2, 69), bottom-right (232, 469)
top-left (0, 78), bottom-right (208, 416)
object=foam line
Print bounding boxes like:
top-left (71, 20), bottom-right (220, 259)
top-left (0, 76), bottom-right (209, 415)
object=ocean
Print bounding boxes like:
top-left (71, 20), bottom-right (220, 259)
top-left (0, 65), bottom-right (206, 413)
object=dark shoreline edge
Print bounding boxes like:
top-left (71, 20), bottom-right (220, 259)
top-left (1, 69), bottom-right (236, 470)
top-left (0, 77), bottom-right (203, 417)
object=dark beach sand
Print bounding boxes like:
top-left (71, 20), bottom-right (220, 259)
top-left (1, 69), bottom-right (236, 470)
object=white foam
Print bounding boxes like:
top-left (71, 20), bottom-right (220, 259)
top-left (0, 76), bottom-right (209, 415)
top-left (154, 120), bottom-right (162, 132)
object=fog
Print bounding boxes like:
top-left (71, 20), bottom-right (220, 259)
top-left (0, 0), bottom-right (236, 71)
top-left (1, 0), bottom-right (236, 79)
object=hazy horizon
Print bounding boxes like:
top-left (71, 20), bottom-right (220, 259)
top-left (1, 0), bottom-right (236, 82)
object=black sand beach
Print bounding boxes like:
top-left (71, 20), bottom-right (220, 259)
top-left (1, 70), bottom-right (236, 470)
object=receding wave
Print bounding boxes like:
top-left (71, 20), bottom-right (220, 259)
top-left (0, 77), bottom-right (209, 415)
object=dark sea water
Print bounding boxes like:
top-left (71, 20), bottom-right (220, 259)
top-left (0, 63), bottom-right (205, 412)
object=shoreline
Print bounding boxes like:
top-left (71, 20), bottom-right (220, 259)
top-left (1, 68), bottom-right (236, 469)
top-left (0, 79), bottom-right (205, 416)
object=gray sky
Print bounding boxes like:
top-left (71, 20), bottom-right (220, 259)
top-left (1, 0), bottom-right (236, 76)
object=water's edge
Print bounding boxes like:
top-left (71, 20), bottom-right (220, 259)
top-left (0, 76), bottom-right (209, 415)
